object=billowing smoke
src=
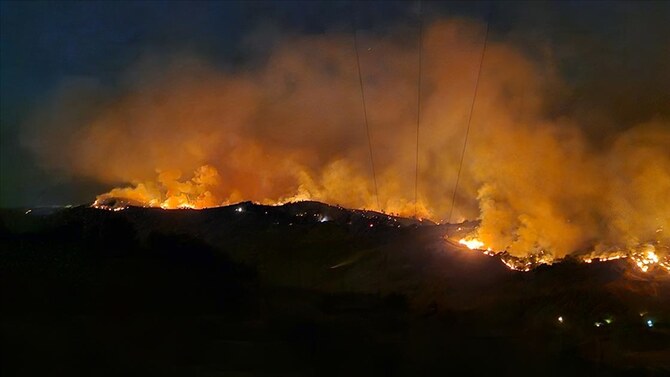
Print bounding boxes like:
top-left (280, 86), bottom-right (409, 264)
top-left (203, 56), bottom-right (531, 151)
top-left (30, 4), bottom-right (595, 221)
top-left (23, 18), bottom-right (670, 261)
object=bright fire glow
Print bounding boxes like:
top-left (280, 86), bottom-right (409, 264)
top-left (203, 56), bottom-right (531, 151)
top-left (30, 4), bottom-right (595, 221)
top-left (454, 235), bottom-right (669, 274)
top-left (91, 195), bottom-right (670, 275)
top-left (459, 238), bottom-right (485, 250)
top-left (630, 245), bottom-right (663, 273)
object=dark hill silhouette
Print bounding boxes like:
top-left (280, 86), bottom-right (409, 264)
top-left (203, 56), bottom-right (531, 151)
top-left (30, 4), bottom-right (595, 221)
top-left (1, 202), bottom-right (669, 376)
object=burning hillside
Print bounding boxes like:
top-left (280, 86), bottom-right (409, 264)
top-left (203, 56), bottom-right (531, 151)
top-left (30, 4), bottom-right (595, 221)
top-left (24, 19), bottom-right (670, 274)
top-left (457, 234), bottom-right (670, 274)
top-left (88, 196), bottom-right (670, 275)
top-left (4, 199), bottom-right (670, 376)
top-left (5, 3), bottom-right (670, 376)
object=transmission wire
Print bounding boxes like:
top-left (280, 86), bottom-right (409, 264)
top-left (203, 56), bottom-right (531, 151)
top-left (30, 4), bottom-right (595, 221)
top-left (414, 0), bottom-right (424, 217)
top-left (352, 6), bottom-right (381, 211)
top-left (447, 16), bottom-right (490, 224)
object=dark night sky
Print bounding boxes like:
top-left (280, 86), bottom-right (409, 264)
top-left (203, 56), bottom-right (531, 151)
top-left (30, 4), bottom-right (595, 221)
top-left (1, 1), bottom-right (669, 207)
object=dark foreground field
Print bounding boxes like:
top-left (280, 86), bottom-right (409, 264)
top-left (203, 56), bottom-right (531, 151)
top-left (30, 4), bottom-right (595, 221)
top-left (1, 202), bottom-right (669, 376)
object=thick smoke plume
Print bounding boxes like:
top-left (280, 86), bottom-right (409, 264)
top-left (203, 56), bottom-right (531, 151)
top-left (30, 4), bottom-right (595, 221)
top-left (24, 19), bottom-right (670, 262)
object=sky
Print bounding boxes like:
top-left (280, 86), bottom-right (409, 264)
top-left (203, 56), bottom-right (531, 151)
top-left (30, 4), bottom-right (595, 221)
top-left (1, 0), bottom-right (669, 208)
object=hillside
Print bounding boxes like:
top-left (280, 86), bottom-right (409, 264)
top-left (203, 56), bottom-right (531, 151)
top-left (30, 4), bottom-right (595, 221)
top-left (1, 202), bottom-right (669, 376)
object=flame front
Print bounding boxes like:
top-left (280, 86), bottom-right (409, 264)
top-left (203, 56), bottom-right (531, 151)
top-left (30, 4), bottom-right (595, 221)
top-left (456, 236), bottom-right (670, 274)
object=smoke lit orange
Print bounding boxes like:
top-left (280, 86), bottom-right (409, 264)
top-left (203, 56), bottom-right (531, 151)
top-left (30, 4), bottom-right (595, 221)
top-left (26, 19), bottom-right (669, 272)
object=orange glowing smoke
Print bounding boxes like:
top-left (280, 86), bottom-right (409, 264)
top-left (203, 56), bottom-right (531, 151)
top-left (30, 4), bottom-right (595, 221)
top-left (25, 19), bottom-right (670, 267)
top-left (94, 165), bottom-right (222, 209)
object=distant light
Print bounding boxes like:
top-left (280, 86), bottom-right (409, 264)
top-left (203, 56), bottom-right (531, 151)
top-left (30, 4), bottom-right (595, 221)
top-left (369, 223), bottom-right (374, 227)
top-left (24, 209), bottom-right (32, 215)
top-left (319, 216), bottom-right (329, 223)
top-left (647, 320), bottom-right (654, 328)
top-left (594, 322), bottom-right (602, 327)
top-left (236, 207), bottom-right (243, 213)
top-left (604, 318), bottom-right (613, 324)
top-left (558, 316), bottom-right (563, 323)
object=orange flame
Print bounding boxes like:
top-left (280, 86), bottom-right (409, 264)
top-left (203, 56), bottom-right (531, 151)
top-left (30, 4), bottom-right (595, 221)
top-left (455, 236), bottom-right (669, 273)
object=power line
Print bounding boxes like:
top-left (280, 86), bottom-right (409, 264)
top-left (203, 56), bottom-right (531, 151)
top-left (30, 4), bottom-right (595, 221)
top-left (414, 0), bottom-right (423, 218)
top-left (448, 15), bottom-right (490, 225)
top-left (352, 7), bottom-right (380, 211)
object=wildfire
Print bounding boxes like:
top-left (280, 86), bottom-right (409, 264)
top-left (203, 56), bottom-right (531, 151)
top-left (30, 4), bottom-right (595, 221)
top-left (582, 254), bottom-right (626, 263)
top-left (458, 238), bottom-right (486, 250)
top-left (89, 160), bottom-right (669, 276)
top-left (456, 236), bottom-right (670, 274)
top-left (630, 245), bottom-right (669, 273)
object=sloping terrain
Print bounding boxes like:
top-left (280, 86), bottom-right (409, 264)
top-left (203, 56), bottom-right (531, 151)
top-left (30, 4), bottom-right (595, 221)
top-left (1, 202), bottom-right (669, 376)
